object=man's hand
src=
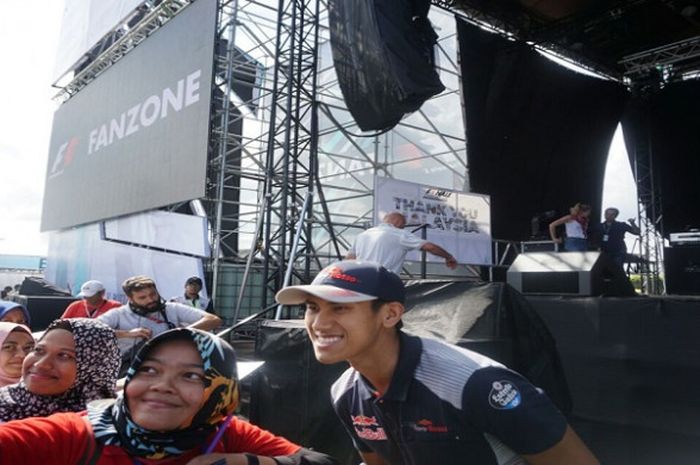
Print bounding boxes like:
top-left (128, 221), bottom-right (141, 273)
top-left (116, 327), bottom-right (152, 340)
top-left (446, 255), bottom-right (458, 269)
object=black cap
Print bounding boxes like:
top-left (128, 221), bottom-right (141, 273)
top-left (275, 260), bottom-right (405, 305)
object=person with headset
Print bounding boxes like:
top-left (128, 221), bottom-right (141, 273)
top-left (97, 276), bottom-right (221, 374)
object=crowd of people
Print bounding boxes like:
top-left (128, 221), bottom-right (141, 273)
top-left (0, 275), bottom-right (338, 465)
top-left (0, 211), bottom-right (615, 464)
top-left (0, 262), bottom-right (602, 465)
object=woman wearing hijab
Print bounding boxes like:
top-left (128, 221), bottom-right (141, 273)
top-left (0, 318), bottom-right (120, 422)
top-left (0, 300), bottom-right (31, 326)
top-left (0, 328), bottom-right (337, 465)
top-left (0, 322), bottom-right (34, 387)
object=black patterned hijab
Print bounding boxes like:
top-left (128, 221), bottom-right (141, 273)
top-left (0, 318), bottom-right (120, 422)
top-left (89, 328), bottom-right (239, 459)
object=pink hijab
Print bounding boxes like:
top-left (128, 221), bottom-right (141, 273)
top-left (0, 322), bottom-right (33, 387)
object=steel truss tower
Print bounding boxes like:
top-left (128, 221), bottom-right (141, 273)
top-left (210, 1), bottom-right (470, 320)
top-left (54, 0), bottom-right (470, 321)
top-left (627, 95), bottom-right (664, 294)
top-left (207, 0), bottom-right (331, 321)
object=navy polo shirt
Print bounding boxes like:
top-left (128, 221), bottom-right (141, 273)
top-left (599, 221), bottom-right (635, 255)
top-left (331, 333), bottom-right (567, 465)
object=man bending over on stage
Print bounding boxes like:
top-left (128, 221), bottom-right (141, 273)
top-left (346, 211), bottom-right (457, 273)
top-left (276, 260), bottom-right (600, 465)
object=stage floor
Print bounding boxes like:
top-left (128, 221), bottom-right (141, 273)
top-left (527, 294), bottom-right (700, 465)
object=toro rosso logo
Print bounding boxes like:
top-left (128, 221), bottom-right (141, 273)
top-left (411, 418), bottom-right (448, 433)
top-left (49, 137), bottom-right (79, 178)
top-left (488, 380), bottom-right (521, 410)
top-left (323, 266), bottom-right (359, 284)
top-left (351, 415), bottom-right (387, 441)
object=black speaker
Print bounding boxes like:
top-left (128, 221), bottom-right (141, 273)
top-left (507, 251), bottom-right (635, 296)
top-left (664, 246), bottom-right (700, 295)
top-left (328, 0), bottom-right (444, 131)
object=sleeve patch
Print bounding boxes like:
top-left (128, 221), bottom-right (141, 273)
top-left (488, 380), bottom-right (522, 410)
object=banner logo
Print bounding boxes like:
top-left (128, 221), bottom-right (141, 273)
top-left (49, 137), bottom-right (80, 178)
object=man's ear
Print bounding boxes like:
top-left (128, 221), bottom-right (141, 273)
top-left (382, 302), bottom-right (405, 329)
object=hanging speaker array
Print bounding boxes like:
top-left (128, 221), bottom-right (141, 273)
top-left (328, 0), bottom-right (445, 132)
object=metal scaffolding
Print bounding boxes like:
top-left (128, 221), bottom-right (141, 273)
top-left (620, 36), bottom-right (700, 82)
top-left (628, 96), bottom-right (664, 294)
top-left (54, 0), bottom-right (195, 101)
top-left (210, 1), bottom-right (470, 320)
top-left (50, 1), bottom-right (488, 320)
top-left (206, 0), bottom-right (330, 321)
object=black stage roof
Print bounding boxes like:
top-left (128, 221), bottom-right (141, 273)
top-left (445, 0), bottom-right (700, 84)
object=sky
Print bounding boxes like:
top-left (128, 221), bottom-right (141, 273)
top-left (0, 1), bottom-right (64, 256)
top-left (0, 1), bottom-right (638, 257)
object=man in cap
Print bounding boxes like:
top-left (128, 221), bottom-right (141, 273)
top-left (61, 280), bottom-right (122, 319)
top-left (169, 276), bottom-right (213, 312)
top-left (276, 260), bottom-right (599, 465)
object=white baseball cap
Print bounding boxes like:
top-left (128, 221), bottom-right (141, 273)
top-left (78, 280), bottom-right (105, 298)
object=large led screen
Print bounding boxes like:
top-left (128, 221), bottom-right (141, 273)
top-left (41, 0), bottom-right (217, 232)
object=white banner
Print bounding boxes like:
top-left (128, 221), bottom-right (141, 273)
top-left (104, 210), bottom-right (210, 257)
top-left (44, 223), bottom-right (206, 302)
top-left (374, 177), bottom-right (492, 265)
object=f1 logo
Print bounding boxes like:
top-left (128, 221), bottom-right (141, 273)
top-left (50, 138), bottom-right (79, 176)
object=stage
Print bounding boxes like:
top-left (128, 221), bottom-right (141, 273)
top-left (531, 293), bottom-right (700, 465)
top-left (247, 281), bottom-right (700, 465)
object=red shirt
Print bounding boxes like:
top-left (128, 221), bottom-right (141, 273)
top-left (61, 299), bottom-right (122, 319)
top-left (0, 412), bottom-right (300, 465)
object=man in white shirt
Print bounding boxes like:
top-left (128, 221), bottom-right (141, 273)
top-left (346, 212), bottom-right (458, 274)
top-left (98, 275), bottom-right (221, 356)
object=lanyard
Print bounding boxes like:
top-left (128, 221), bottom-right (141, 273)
top-left (85, 300), bottom-right (106, 318)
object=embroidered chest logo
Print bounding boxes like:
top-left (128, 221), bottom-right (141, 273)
top-left (351, 415), bottom-right (387, 441)
top-left (488, 380), bottom-right (521, 410)
top-left (410, 418), bottom-right (448, 433)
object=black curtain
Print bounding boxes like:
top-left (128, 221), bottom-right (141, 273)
top-left (458, 19), bottom-right (628, 240)
top-left (622, 80), bottom-right (700, 234)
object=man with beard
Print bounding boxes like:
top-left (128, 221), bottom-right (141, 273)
top-left (98, 275), bottom-right (221, 358)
